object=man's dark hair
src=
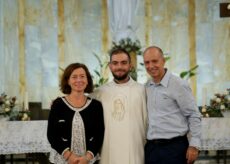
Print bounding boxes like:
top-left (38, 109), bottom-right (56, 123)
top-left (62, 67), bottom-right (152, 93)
top-left (109, 48), bottom-right (131, 62)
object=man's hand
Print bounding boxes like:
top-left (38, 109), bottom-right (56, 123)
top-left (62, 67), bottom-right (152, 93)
top-left (186, 146), bottom-right (199, 164)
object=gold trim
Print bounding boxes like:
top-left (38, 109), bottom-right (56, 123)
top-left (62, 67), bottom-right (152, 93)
top-left (101, 0), bottom-right (109, 53)
top-left (58, 0), bottom-right (65, 77)
top-left (101, 0), bottom-right (109, 78)
top-left (188, 0), bottom-right (197, 96)
top-left (18, 0), bottom-right (25, 95)
top-left (145, 0), bottom-right (152, 47)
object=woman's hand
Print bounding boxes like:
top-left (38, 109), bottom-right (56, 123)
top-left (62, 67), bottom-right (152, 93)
top-left (67, 153), bottom-right (80, 164)
top-left (76, 156), bottom-right (90, 164)
top-left (77, 152), bottom-right (93, 164)
top-left (63, 151), bottom-right (79, 164)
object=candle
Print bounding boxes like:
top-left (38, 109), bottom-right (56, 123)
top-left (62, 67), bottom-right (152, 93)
top-left (24, 91), bottom-right (29, 110)
top-left (202, 87), bottom-right (207, 106)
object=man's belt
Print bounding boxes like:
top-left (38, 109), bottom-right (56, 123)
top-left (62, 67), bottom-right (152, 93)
top-left (147, 135), bottom-right (187, 145)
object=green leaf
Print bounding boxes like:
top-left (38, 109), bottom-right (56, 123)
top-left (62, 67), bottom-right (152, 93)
top-left (104, 78), bottom-right (109, 83)
top-left (94, 70), bottom-right (100, 77)
top-left (94, 84), bottom-right (99, 88)
top-left (99, 78), bottom-right (104, 84)
top-left (59, 67), bottom-right (64, 72)
top-left (164, 56), bottom-right (171, 61)
top-left (119, 39), bottom-right (125, 45)
top-left (188, 72), bottom-right (195, 78)
top-left (190, 65), bottom-right (199, 71)
top-left (93, 53), bottom-right (103, 67)
top-left (180, 71), bottom-right (188, 78)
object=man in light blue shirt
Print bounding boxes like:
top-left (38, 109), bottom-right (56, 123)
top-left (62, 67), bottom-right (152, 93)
top-left (143, 46), bottom-right (201, 164)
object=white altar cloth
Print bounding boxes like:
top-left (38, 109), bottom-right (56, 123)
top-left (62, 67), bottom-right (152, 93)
top-left (0, 120), bottom-right (51, 155)
top-left (200, 118), bottom-right (230, 150)
top-left (0, 118), bottom-right (229, 155)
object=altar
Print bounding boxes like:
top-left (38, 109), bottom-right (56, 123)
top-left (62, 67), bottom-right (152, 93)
top-left (0, 118), bottom-right (229, 162)
top-left (0, 120), bottom-right (51, 155)
top-left (200, 118), bottom-right (230, 150)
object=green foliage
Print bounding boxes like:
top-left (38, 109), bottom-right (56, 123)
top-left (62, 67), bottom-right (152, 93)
top-left (200, 89), bottom-right (230, 117)
top-left (109, 38), bottom-right (142, 55)
top-left (129, 68), bottom-right (137, 81)
top-left (0, 93), bottom-right (30, 121)
top-left (180, 65), bottom-right (199, 79)
top-left (59, 66), bottom-right (64, 72)
top-left (93, 53), bottom-right (109, 88)
top-left (164, 56), bottom-right (171, 62)
top-left (206, 107), bottom-right (223, 117)
top-left (200, 106), bottom-right (223, 118)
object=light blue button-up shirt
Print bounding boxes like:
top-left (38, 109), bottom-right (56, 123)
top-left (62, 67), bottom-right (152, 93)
top-left (145, 69), bottom-right (201, 148)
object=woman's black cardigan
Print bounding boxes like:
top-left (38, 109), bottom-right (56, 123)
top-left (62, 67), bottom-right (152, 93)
top-left (47, 97), bottom-right (104, 156)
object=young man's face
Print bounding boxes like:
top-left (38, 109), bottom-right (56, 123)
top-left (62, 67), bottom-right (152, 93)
top-left (109, 52), bottom-right (131, 83)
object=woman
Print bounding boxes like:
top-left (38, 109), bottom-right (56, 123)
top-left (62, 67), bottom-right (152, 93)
top-left (47, 63), bottom-right (104, 164)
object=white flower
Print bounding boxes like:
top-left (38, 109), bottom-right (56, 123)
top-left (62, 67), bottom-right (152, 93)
top-left (21, 113), bottom-right (29, 121)
top-left (201, 107), bottom-right (207, 113)
top-left (1, 93), bottom-right (19, 119)
top-left (220, 105), bottom-right (225, 110)
top-left (4, 108), bottom-right (10, 112)
top-left (223, 91), bottom-right (228, 96)
top-left (205, 113), bottom-right (209, 117)
top-left (228, 96), bottom-right (230, 102)
top-left (5, 100), bottom-right (10, 105)
top-left (216, 98), bottom-right (221, 103)
top-left (23, 113), bottom-right (28, 119)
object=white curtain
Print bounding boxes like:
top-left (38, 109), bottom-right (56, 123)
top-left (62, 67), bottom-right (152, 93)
top-left (0, 1), bottom-right (19, 97)
top-left (0, 0), bottom-right (4, 93)
top-left (107, 0), bottom-right (140, 43)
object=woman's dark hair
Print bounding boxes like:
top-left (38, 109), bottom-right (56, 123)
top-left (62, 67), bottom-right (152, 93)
top-left (60, 63), bottom-right (94, 94)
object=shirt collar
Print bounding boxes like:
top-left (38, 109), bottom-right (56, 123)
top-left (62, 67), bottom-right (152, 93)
top-left (160, 69), bottom-right (171, 87)
top-left (146, 69), bottom-right (170, 87)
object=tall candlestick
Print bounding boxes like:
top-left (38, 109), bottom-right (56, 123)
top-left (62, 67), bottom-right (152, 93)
top-left (24, 91), bottom-right (29, 110)
top-left (202, 87), bottom-right (207, 106)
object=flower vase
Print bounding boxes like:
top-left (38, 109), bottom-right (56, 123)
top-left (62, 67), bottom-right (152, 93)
top-left (222, 111), bottom-right (230, 117)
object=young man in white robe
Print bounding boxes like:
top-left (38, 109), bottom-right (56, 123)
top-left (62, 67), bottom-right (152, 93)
top-left (92, 48), bottom-right (147, 164)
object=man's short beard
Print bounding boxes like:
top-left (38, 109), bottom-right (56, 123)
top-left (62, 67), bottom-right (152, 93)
top-left (112, 72), bottom-right (129, 81)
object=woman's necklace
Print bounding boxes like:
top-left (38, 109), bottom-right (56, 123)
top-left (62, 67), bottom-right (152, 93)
top-left (67, 95), bottom-right (87, 108)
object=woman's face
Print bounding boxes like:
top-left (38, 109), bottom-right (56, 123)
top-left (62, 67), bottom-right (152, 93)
top-left (68, 67), bottom-right (88, 93)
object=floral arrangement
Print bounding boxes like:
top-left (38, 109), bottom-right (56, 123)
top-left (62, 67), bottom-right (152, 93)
top-left (16, 110), bottom-right (31, 121)
top-left (200, 88), bottom-right (230, 117)
top-left (210, 88), bottom-right (230, 111)
top-left (109, 38), bottom-right (142, 56)
top-left (0, 93), bottom-right (17, 117)
top-left (0, 93), bottom-right (30, 121)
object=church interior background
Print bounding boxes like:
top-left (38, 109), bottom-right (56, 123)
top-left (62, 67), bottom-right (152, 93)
top-left (0, 0), bottom-right (229, 109)
top-left (0, 0), bottom-right (230, 163)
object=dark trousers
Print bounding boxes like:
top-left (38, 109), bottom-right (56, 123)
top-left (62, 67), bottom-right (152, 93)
top-left (145, 136), bottom-right (189, 164)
